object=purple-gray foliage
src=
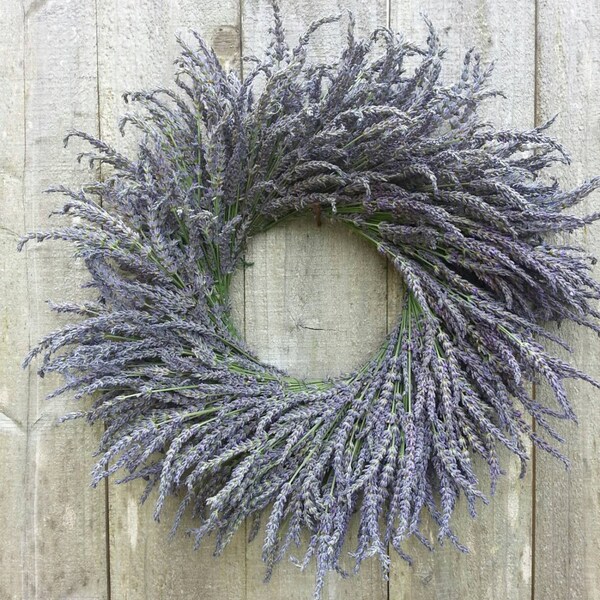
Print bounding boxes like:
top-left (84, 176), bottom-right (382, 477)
top-left (20, 4), bottom-right (600, 595)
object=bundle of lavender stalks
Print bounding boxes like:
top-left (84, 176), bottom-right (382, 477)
top-left (20, 3), bottom-right (600, 596)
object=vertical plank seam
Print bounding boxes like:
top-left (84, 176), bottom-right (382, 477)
top-left (238, 0), bottom-right (245, 80)
top-left (531, 1), bottom-right (540, 598)
top-left (21, 3), bottom-right (33, 597)
top-left (95, 0), bottom-right (102, 150)
top-left (93, 0), bottom-right (112, 597)
top-left (104, 476), bottom-right (112, 600)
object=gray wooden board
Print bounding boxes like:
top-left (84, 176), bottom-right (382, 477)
top-left (388, 2), bottom-right (535, 599)
top-left (95, 2), bottom-right (246, 598)
top-left (0, 2), bottom-right (32, 597)
top-left (534, 1), bottom-right (600, 597)
top-left (241, 218), bottom-right (390, 599)
top-left (0, 1), bottom-right (107, 599)
top-left (240, 1), bottom-right (388, 598)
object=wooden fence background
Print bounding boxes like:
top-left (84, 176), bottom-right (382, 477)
top-left (1, 0), bottom-right (599, 598)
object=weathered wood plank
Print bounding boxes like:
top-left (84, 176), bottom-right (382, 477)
top-left (388, 2), bottom-right (535, 599)
top-left (243, 220), bottom-right (390, 600)
top-left (534, 2), bottom-right (600, 597)
top-left (95, 2), bottom-right (246, 599)
top-left (0, 2), bottom-right (31, 597)
top-left (0, 1), bottom-right (107, 598)
top-left (241, 2), bottom-right (389, 598)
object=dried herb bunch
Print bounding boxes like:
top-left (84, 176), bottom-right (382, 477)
top-left (21, 4), bottom-right (600, 596)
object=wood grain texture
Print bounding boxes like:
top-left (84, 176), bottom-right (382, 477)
top-left (0, 2), bottom-right (31, 597)
top-left (0, 1), bottom-right (107, 599)
top-left (0, 3), bottom-right (29, 596)
top-left (240, 2), bottom-right (388, 598)
top-left (95, 2), bottom-right (246, 599)
top-left (534, 2), bottom-right (600, 598)
top-left (243, 218), bottom-right (389, 380)
top-left (389, 3), bottom-right (535, 599)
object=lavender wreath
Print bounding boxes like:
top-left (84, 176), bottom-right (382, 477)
top-left (21, 4), bottom-right (600, 595)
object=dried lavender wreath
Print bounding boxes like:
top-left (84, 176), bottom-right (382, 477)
top-left (21, 4), bottom-right (600, 595)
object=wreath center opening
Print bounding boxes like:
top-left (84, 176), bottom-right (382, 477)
top-left (230, 215), bottom-right (397, 380)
